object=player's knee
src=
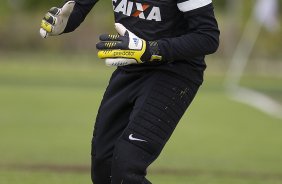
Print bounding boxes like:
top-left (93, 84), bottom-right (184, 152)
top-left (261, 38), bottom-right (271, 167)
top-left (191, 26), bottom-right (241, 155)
top-left (91, 156), bottom-right (111, 184)
top-left (111, 139), bottom-right (152, 184)
top-left (91, 155), bottom-right (104, 173)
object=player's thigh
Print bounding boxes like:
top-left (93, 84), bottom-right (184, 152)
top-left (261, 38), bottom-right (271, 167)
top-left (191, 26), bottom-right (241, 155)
top-left (92, 69), bottom-right (136, 159)
top-left (122, 71), bottom-right (200, 157)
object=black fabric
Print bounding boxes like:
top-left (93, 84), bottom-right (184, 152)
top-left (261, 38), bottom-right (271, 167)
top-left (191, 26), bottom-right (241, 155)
top-left (158, 4), bottom-right (220, 62)
top-left (91, 68), bottom-right (199, 184)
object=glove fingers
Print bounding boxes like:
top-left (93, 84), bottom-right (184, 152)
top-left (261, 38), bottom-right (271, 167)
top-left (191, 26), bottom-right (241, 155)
top-left (98, 50), bottom-right (136, 59)
top-left (41, 19), bottom-right (53, 33)
top-left (49, 7), bottom-right (61, 16)
top-left (96, 41), bottom-right (128, 50)
top-left (97, 34), bottom-right (129, 49)
top-left (98, 50), bottom-right (116, 59)
top-left (43, 13), bottom-right (57, 25)
top-left (40, 28), bottom-right (49, 38)
top-left (98, 50), bottom-right (143, 64)
top-left (105, 58), bottom-right (137, 66)
top-left (99, 34), bottom-right (124, 41)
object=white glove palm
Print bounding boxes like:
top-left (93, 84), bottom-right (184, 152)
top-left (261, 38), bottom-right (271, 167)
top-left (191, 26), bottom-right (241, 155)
top-left (40, 1), bottom-right (75, 38)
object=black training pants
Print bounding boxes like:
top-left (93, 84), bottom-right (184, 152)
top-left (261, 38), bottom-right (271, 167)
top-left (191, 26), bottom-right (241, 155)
top-left (91, 68), bottom-right (200, 184)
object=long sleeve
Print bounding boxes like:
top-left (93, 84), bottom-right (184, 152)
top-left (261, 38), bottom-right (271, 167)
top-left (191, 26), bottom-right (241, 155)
top-left (157, 3), bottom-right (220, 62)
top-left (63, 0), bottom-right (98, 33)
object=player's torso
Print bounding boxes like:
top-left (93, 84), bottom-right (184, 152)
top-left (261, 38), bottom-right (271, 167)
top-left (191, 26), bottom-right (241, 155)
top-left (112, 0), bottom-right (187, 40)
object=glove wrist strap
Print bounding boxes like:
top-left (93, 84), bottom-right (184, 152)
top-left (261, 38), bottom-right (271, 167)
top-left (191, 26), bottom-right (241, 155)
top-left (148, 41), bottom-right (162, 62)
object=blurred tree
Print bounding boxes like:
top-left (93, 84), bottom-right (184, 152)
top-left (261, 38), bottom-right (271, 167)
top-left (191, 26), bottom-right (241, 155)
top-left (214, 0), bottom-right (226, 8)
top-left (23, 0), bottom-right (64, 10)
top-left (0, 0), bottom-right (280, 59)
top-left (3, 0), bottom-right (282, 11)
top-left (222, 0), bottom-right (243, 56)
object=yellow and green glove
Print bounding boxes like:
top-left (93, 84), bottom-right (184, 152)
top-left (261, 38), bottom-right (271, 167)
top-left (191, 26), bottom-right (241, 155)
top-left (40, 1), bottom-right (75, 38)
top-left (97, 23), bottom-right (162, 66)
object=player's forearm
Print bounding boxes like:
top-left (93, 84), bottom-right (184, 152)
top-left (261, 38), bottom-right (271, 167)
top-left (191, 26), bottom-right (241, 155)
top-left (63, 0), bottom-right (98, 33)
top-left (158, 4), bottom-right (220, 62)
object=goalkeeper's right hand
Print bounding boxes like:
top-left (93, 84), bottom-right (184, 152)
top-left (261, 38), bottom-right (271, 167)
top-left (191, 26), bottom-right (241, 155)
top-left (40, 1), bottom-right (75, 38)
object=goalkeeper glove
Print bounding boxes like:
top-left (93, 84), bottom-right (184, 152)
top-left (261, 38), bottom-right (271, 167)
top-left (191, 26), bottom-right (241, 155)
top-left (96, 23), bottom-right (162, 66)
top-left (40, 1), bottom-right (75, 38)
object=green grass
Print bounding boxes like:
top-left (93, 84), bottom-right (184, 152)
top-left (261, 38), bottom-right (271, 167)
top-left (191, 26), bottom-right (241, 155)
top-left (0, 170), bottom-right (90, 184)
top-left (0, 53), bottom-right (282, 184)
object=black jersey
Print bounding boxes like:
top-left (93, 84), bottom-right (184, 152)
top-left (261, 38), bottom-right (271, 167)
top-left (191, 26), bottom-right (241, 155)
top-left (64, 0), bottom-right (220, 84)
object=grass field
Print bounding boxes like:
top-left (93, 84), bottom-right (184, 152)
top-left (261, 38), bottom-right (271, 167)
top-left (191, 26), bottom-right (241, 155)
top-left (0, 53), bottom-right (282, 184)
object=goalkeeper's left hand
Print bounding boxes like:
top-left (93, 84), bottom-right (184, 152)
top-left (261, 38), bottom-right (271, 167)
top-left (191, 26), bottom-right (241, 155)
top-left (96, 23), bottom-right (162, 66)
top-left (39, 1), bottom-right (75, 38)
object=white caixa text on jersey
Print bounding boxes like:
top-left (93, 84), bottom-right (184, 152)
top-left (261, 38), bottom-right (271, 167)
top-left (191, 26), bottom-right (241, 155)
top-left (113, 0), bottom-right (162, 21)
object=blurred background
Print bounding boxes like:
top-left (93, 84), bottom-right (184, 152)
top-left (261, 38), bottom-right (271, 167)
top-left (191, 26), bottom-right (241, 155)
top-left (0, 0), bottom-right (282, 184)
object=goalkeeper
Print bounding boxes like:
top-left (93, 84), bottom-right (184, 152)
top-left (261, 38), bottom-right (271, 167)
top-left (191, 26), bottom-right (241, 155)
top-left (40, 0), bottom-right (220, 183)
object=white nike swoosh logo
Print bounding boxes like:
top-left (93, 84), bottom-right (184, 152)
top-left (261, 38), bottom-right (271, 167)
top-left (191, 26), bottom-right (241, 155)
top-left (129, 134), bottom-right (147, 142)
